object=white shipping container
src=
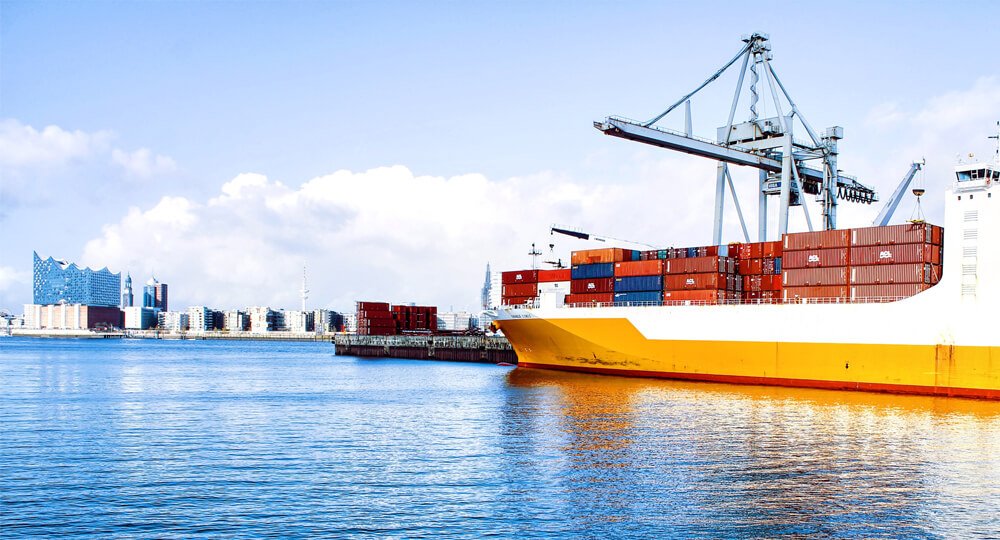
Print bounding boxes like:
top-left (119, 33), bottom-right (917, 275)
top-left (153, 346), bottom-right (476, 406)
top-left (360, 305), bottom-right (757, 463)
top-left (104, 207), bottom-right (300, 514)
top-left (537, 281), bottom-right (571, 294)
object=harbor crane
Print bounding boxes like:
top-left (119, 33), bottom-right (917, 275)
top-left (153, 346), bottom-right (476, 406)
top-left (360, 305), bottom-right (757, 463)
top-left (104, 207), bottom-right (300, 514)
top-left (594, 33), bottom-right (878, 244)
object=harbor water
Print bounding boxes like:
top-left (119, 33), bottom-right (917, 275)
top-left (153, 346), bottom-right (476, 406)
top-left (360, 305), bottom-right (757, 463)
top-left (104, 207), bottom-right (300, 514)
top-left (2, 337), bottom-right (999, 538)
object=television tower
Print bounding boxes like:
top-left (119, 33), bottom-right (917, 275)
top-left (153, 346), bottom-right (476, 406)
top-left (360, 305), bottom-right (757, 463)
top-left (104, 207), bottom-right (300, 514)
top-left (300, 266), bottom-right (309, 312)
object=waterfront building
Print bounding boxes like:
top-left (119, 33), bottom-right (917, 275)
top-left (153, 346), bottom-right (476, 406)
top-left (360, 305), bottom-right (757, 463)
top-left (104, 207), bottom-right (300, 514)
top-left (121, 274), bottom-right (134, 308)
top-left (157, 311), bottom-right (188, 333)
top-left (187, 306), bottom-right (214, 332)
top-left (248, 306), bottom-right (282, 333)
top-left (285, 310), bottom-right (314, 333)
top-left (33, 252), bottom-right (121, 307)
top-left (437, 311), bottom-right (472, 332)
top-left (224, 310), bottom-right (249, 332)
top-left (124, 306), bottom-right (157, 330)
top-left (143, 277), bottom-right (169, 311)
top-left (343, 313), bottom-right (357, 334)
top-left (23, 303), bottom-right (123, 330)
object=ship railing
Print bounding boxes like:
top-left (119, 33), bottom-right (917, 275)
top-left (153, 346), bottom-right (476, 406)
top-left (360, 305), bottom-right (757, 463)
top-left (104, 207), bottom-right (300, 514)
top-left (559, 295), bottom-right (911, 309)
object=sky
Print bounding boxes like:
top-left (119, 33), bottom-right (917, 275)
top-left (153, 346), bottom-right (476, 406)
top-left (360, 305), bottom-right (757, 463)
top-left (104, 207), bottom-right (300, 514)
top-left (1, 0), bottom-right (999, 314)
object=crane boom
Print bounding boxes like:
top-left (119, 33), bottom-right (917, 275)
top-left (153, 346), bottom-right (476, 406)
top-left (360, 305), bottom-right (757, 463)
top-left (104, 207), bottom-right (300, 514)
top-left (550, 224), bottom-right (655, 248)
top-left (872, 161), bottom-right (924, 226)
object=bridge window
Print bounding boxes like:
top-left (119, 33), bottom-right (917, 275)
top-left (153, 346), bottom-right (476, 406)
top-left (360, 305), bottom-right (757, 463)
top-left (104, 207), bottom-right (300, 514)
top-left (957, 171), bottom-right (972, 182)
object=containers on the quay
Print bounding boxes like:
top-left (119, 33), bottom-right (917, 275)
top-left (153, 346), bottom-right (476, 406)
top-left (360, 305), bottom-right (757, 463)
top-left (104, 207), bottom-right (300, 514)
top-left (571, 263), bottom-right (615, 280)
top-left (782, 267), bottom-right (850, 287)
top-left (571, 248), bottom-right (631, 265)
top-left (850, 244), bottom-right (941, 265)
top-left (502, 283), bottom-right (538, 297)
top-left (851, 223), bottom-right (943, 247)
top-left (565, 292), bottom-right (614, 304)
top-left (571, 278), bottom-right (615, 294)
top-left (850, 263), bottom-right (940, 285)
top-left (538, 269), bottom-right (571, 282)
top-left (851, 283), bottom-right (931, 300)
top-left (783, 229), bottom-right (851, 251)
top-left (392, 305), bottom-right (437, 333)
top-left (782, 248), bottom-right (850, 269)
top-left (501, 270), bottom-right (538, 284)
top-left (614, 260), bottom-right (664, 277)
top-left (614, 275), bottom-right (663, 292)
top-left (614, 291), bottom-right (663, 303)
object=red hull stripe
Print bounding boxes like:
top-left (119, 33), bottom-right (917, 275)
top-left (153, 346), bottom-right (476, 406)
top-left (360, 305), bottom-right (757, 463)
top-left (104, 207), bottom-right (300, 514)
top-left (517, 362), bottom-right (1000, 400)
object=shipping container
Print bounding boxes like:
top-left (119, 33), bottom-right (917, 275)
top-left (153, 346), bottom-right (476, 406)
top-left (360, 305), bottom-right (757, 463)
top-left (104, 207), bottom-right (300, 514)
top-left (571, 278), bottom-right (615, 294)
top-left (851, 283), bottom-right (932, 301)
top-left (565, 292), bottom-right (615, 304)
top-left (537, 281), bottom-right (572, 293)
top-left (358, 310), bottom-right (393, 320)
top-left (502, 283), bottom-right (538, 297)
top-left (850, 263), bottom-right (939, 285)
top-left (501, 269), bottom-right (539, 285)
top-left (613, 291), bottom-right (663, 304)
top-left (664, 272), bottom-right (727, 290)
top-left (663, 290), bottom-right (726, 304)
top-left (782, 267), bottom-right (850, 287)
top-left (783, 229), bottom-right (851, 251)
top-left (501, 295), bottom-right (536, 306)
top-left (762, 240), bottom-right (783, 258)
top-left (782, 286), bottom-right (850, 301)
top-left (782, 248), bottom-right (850, 269)
top-left (850, 223), bottom-right (943, 247)
top-left (571, 263), bottom-right (615, 280)
top-left (774, 257), bottom-right (782, 275)
top-left (850, 244), bottom-right (940, 265)
top-left (357, 301), bottom-right (390, 311)
top-left (537, 268), bottom-right (572, 282)
top-left (614, 275), bottom-right (664, 292)
top-left (614, 260), bottom-right (664, 277)
top-left (665, 256), bottom-right (733, 274)
top-left (571, 248), bottom-right (630, 265)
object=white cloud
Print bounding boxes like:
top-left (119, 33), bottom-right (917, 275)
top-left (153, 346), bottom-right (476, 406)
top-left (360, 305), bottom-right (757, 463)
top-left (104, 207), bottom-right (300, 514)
top-left (0, 265), bottom-right (30, 296)
top-left (111, 147), bottom-right (177, 177)
top-left (0, 118), bottom-right (112, 168)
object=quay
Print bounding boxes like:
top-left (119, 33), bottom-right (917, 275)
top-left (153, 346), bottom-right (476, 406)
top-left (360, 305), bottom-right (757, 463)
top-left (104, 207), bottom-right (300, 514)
top-left (334, 334), bottom-right (517, 364)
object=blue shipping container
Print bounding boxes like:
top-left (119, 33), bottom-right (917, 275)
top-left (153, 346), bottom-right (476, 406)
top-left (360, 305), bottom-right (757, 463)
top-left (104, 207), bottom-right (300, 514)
top-left (571, 263), bottom-right (614, 280)
top-left (717, 244), bottom-right (730, 257)
top-left (614, 291), bottom-right (663, 304)
top-left (631, 250), bottom-right (642, 262)
top-left (686, 247), bottom-right (698, 258)
top-left (774, 257), bottom-right (782, 275)
top-left (614, 275), bottom-right (664, 292)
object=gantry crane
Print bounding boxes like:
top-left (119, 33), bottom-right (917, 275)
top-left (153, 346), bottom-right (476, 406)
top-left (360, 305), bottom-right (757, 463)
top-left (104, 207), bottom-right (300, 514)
top-left (594, 33), bottom-right (878, 244)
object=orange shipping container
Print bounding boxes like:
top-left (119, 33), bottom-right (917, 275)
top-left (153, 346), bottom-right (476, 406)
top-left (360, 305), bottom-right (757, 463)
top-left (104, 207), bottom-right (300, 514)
top-left (664, 273), bottom-right (727, 290)
top-left (783, 229), bottom-right (851, 251)
top-left (565, 292), bottom-right (614, 305)
top-left (665, 256), bottom-right (732, 274)
top-left (850, 244), bottom-right (940, 265)
top-left (782, 267), bottom-right (850, 287)
top-left (762, 241), bottom-right (783, 258)
top-left (614, 260), bottom-right (664, 277)
top-left (537, 269), bottom-right (572, 282)
top-left (782, 248), bottom-right (850, 269)
top-left (502, 283), bottom-right (538, 297)
top-left (850, 223), bottom-right (943, 247)
top-left (850, 263), bottom-right (940, 285)
top-left (782, 286), bottom-right (850, 301)
top-left (663, 290), bottom-right (726, 304)
top-left (571, 248), bottom-right (629, 265)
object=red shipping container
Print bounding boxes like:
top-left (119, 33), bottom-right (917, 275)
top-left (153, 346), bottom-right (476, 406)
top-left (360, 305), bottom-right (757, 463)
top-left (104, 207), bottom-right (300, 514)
top-left (850, 244), bottom-right (940, 266)
top-left (762, 241), bottom-right (783, 258)
top-left (761, 290), bottom-right (780, 301)
top-left (501, 295), bottom-right (536, 306)
top-left (782, 286), bottom-right (850, 301)
top-left (571, 248), bottom-right (629, 265)
top-left (565, 293), bottom-right (614, 304)
top-left (537, 269), bottom-right (571, 282)
top-left (664, 273), bottom-right (727, 290)
top-left (749, 242), bottom-right (763, 259)
top-left (783, 229), bottom-right (851, 251)
top-left (502, 283), bottom-right (538, 297)
top-left (762, 258), bottom-right (775, 275)
top-left (663, 290), bottom-right (726, 304)
top-left (782, 248), bottom-right (850, 269)
top-left (932, 225), bottom-right (942, 246)
top-left (614, 260), bottom-right (664, 277)
top-left (783, 267), bottom-right (850, 287)
top-left (749, 258), bottom-right (763, 275)
top-left (737, 259), bottom-right (751, 275)
top-left (357, 301), bottom-right (390, 311)
top-left (850, 223), bottom-right (943, 247)
top-left (358, 310), bottom-right (393, 320)
top-left (850, 263), bottom-right (940, 285)
top-left (736, 244), bottom-right (752, 259)
top-left (571, 278), bottom-right (615, 294)
top-left (769, 274), bottom-right (784, 291)
top-left (703, 245), bottom-right (719, 257)
top-left (502, 269), bottom-right (539, 284)
top-left (851, 283), bottom-right (931, 301)
top-left (665, 256), bottom-right (731, 274)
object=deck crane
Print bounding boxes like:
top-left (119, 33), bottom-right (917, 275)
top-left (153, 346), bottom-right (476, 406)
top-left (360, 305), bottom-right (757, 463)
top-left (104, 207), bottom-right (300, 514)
top-left (594, 33), bottom-right (878, 245)
top-left (550, 224), bottom-right (656, 248)
top-left (872, 160), bottom-right (925, 226)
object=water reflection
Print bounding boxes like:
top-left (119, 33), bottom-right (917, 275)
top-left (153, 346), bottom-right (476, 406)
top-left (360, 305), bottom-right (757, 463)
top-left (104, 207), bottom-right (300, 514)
top-left (505, 368), bottom-right (1000, 536)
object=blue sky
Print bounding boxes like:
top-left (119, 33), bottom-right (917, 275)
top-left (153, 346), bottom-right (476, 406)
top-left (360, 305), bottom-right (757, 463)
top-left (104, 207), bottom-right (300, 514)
top-left (2, 1), bottom-right (999, 313)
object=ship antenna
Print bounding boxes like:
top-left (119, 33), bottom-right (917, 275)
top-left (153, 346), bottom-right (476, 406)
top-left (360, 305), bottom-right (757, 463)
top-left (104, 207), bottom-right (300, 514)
top-left (990, 120), bottom-right (999, 165)
top-left (529, 243), bottom-right (542, 270)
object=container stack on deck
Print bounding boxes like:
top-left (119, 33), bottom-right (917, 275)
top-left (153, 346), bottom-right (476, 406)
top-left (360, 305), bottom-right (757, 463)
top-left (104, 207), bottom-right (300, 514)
top-left (848, 223), bottom-right (943, 301)
top-left (735, 241), bottom-right (783, 303)
top-left (501, 269), bottom-right (572, 306)
top-left (568, 248), bottom-right (636, 304)
top-left (614, 260), bottom-right (664, 304)
top-left (662, 249), bottom-right (739, 304)
top-left (357, 301), bottom-right (395, 335)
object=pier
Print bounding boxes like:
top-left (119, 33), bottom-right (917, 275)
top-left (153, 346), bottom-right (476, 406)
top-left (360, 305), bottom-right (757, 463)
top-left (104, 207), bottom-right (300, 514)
top-left (333, 334), bottom-right (517, 364)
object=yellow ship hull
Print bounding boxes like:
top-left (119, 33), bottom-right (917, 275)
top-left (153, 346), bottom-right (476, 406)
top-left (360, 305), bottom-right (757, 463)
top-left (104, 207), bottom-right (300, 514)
top-left (496, 317), bottom-right (1000, 400)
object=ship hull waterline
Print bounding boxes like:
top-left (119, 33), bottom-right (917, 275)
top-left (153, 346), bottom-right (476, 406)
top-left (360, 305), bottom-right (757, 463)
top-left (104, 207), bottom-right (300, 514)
top-left (496, 317), bottom-right (1000, 400)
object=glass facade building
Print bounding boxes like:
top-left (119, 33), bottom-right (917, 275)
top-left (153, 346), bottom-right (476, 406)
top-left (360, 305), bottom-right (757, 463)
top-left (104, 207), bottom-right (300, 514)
top-left (33, 252), bottom-right (121, 307)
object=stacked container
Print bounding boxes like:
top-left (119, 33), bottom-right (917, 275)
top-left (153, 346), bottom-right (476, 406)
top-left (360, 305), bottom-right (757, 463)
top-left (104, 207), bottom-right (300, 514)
top-left (613, 260), bottom-right (664, 304)
top-left (734, 241), bottom-right (783, 303)
top-left (501, 269), bottom-right (539, 306)
top-left (357, 301), bottom-right (395, 335)
top-left (536, 268), bottom-right (572, 302)
top-left (662, 254), bottom-right (739, 304)
top-left (848, 223), bottom-right (943, 301)
top-left (781, 229), bottom-right (853, 301)
top-left (392, 305), bottom-right (437, 333)
top-left (568, 259), bottom-right (616, 305)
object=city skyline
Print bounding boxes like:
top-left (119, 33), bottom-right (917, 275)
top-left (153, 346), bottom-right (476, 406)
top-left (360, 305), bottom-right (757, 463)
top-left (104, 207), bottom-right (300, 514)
top-left (2, 1), bottom-right (999, 313)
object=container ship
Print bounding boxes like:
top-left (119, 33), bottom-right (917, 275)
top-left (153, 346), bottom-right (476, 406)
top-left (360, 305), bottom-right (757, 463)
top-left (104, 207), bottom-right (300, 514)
top-left (495, 34), bottom-right (1000, 399)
